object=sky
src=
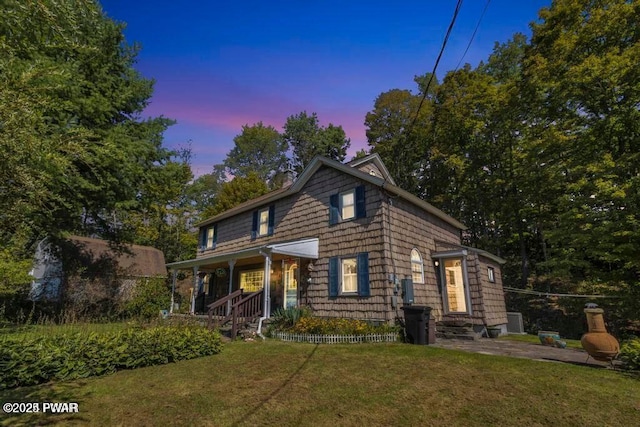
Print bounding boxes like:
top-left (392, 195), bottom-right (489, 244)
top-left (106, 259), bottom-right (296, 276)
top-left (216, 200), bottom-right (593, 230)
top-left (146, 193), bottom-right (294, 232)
top-left (100, 0), bottom-right (550, 177)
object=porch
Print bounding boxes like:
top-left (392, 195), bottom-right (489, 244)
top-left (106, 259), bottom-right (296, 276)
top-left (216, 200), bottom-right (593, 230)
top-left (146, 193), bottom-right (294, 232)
top-left (166, 238), bottom-right (319, 338)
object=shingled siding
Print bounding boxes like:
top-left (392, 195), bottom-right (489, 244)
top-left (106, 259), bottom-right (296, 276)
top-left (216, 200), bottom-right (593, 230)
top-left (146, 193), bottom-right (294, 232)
top-left (479, 256), bottom-right (508, 326)
top-left (385, 197), bottom-right (462, 323)
top-left (197, 166), bottom-right (390, 321)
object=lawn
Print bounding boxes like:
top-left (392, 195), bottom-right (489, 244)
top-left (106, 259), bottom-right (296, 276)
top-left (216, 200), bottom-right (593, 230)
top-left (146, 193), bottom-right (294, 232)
top-left (1, 340), bottom-right (638, 426)
top-left (499, 333), bottom-right (583, 349)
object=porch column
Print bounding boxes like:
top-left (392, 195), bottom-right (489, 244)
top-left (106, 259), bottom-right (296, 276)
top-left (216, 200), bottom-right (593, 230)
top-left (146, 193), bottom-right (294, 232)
top-left (191, 266), bottom-right (198, 314)
top-left (227, 259), bottom-right (236, 316)
top-left (261, 251), bottom-right (272, 318)
top-left (170, 269), bottom-right (177, 314)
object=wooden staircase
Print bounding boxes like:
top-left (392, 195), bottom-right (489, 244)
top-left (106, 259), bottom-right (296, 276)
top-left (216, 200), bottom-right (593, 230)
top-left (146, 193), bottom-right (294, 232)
top-left (207, 289), bottom-right (264, 339)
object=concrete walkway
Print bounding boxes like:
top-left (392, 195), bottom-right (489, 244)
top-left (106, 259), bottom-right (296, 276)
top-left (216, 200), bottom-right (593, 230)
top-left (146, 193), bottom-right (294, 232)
top-left (430, 337), bottom-right (617, 368)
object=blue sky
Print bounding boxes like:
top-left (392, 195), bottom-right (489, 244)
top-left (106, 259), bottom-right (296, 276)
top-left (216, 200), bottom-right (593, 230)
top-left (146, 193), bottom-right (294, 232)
top-left (100, 0), bottom-right (550, 176)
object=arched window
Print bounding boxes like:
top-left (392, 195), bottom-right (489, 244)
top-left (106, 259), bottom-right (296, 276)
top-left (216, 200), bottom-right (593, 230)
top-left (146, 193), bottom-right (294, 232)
top-left (411, 249), bottom-right (424, 284)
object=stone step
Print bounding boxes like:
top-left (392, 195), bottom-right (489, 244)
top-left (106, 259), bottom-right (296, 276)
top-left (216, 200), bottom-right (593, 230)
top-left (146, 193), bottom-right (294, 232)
top-left (436, 332), bottom-right (478, 340)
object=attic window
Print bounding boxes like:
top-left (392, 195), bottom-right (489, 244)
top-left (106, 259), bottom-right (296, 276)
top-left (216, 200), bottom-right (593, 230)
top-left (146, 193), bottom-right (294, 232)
top-left (329, 185), bottom-right (366, 225)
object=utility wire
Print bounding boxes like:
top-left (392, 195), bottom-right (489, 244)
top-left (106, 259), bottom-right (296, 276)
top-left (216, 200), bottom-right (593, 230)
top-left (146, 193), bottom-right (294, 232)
top-left (406, 0), bottom-right (464, 135)
top-left (455, 0), bottom-right (491, 71)
top-left (503, 287), bottom-right (621, 299)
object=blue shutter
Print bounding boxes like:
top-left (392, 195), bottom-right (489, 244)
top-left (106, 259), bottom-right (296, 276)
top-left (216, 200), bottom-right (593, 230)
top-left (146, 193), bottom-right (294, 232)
top-left (200, 228), bottom-right (207, 249)
top-left (355, 185), bottom-right (366, 219)
top-left (357, 252), bottom-right (370, 297)
top-left (329, 194), bottom-right (339, 225)
top-left (328, 257), bottom-right (339, 297)
top-left (213, 225), bottom-right (218, 248)
top-left (268, 205), bottom-right (275, 236)
top-left (251, 210), bottom-right (258, 239)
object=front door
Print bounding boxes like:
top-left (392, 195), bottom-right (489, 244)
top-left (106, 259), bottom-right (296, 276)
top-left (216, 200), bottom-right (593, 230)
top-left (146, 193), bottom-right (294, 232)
top-left (283, 258), bottom-right (299, 309)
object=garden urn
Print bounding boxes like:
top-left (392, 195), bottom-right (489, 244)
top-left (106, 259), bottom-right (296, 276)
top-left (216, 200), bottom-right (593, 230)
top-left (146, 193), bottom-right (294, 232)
top-left (581, 307), bottom-right (619, 362)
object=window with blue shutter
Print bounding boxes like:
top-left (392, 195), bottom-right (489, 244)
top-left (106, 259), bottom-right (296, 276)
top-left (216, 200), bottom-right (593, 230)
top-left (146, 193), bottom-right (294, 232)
top-left (328, 257), bottom-right (339, 297)
top-left (357, 252), bottom-right (370, 297)
top-left (329, 194), bottom-right (339, 225)
top-left (251, 210), bottom-right (258, 240)
top-left (199, 228), bottom-right (207, 250)
top-left (329, 185), bottom-right (366, 225)
top-left (328, 253), bottom-right (370, 297)
top-left (268, 205), bottom-right (275, 236)
top-left (355, 185), bottom-right (366, 218)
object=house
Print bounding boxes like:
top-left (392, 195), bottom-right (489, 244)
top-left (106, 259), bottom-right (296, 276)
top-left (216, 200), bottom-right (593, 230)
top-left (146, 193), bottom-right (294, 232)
top-left (167, 154), bottom-right (507, 334)
top-left (30, 235), bottom-right (167, 301)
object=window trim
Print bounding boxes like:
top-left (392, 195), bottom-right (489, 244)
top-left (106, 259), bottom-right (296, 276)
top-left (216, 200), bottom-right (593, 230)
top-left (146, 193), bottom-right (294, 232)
top-left (257, 207), bottom-right (270, 237)
top-left (340, 257), bottom-right (358, 294)
top-left (339, 189), bottom-right (356, 221)
top-left (200, 224), bottom-right (217, 251)
top-left (487, 266), bottom-right (495, 283)
top-left (410, 248), bottom-right (424, 284)
top-left (328, 253), bottom-right (370, 298)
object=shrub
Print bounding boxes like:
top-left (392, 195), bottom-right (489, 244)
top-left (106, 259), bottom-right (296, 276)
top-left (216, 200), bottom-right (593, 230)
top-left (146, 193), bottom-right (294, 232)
top-left (619, 337), bottom-right (640, 371)
top-left (289, 317), bottom-right (399, 336)
top-left (270, 306), bottom-right (312, 331)
top-left (120, 277), bottom-right (171, 319)
top-left (0, 322), bottom-right (223, 390)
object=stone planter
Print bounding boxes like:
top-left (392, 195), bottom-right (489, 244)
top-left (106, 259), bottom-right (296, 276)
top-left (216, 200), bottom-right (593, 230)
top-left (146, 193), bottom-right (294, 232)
top-left (581, 307), bottom-right (619, 362)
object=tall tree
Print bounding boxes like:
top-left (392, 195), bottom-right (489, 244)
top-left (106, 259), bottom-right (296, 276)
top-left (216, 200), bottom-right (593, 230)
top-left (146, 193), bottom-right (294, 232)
top-left (223, 122), bottom-right (287, 184)
top-left (0, 0), bottom-right (176, 250)
top-left (283, 111), bottom-right (350, 173)
top-left (204, 172), bottom-right (269, 218)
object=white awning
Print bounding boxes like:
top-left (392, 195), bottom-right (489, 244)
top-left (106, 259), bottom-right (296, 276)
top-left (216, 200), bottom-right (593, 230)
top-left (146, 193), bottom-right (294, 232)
top-left (166, 238), bottom-right (319, 270)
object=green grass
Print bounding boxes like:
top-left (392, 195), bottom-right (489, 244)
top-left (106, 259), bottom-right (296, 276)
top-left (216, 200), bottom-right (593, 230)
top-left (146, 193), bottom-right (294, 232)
top-left (1, 340), bottom-right (638, 426)
top-left (499, 333), bottom-right (583, 349)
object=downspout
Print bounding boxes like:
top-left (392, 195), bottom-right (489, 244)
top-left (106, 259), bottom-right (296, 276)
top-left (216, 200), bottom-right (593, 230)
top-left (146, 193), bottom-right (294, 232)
top-left (256, 249), bottom-right (272, 339)
top-left (170, 270), bottom-right (177, 314)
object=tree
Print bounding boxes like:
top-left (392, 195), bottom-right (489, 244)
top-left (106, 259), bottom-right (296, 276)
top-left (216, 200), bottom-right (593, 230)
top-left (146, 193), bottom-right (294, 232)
top-left (204, 172), bottom-right (269, 218)
top-left (0, 0), bottom-right (176, 248)
top-left (283, 111), bottom-right (350, 172)
top-left (223, 122), bottom-right (288, 184)
top-left (523, 0), bottom-right (640, 290)
top-left (365, 74), bottom-right (437, 194)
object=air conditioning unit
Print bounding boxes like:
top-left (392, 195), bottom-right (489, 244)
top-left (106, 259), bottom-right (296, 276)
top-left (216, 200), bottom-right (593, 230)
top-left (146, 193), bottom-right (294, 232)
top-left (506, 312), bottom-right (525, 334)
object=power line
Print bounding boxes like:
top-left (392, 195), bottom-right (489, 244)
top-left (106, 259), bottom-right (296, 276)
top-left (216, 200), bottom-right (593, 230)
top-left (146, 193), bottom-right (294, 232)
top-left (503, 287), bottom-right (621, 299)
top-left (406, 0), bottom-right (464, 135)
top-left (455, 0), bottom-right (491, 71)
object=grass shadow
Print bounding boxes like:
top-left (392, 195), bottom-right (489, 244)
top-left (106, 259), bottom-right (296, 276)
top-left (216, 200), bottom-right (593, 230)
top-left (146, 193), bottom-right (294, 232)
top-left (231, 343), bottom-right (319, 426)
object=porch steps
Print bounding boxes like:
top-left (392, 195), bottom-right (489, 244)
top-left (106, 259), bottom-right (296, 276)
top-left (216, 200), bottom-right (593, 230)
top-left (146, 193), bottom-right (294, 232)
top-left (435, 322), bottom-right (479, 340)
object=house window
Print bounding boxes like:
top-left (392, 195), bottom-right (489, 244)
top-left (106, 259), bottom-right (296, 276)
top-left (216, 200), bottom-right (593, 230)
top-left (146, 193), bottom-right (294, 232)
top-left (240, 269), bottom-right (264, 293)
top-left (440, 258), bottom-right (469, 314)
top-left (200, 225), bottom-right (217, 250)
top-left (328, 253), bottom-right (370, 297)
top-left (340, 190), bottom-right (355, 220)
top-left (341, 258), bottom-right (358, 293)
top-left (329, 185), bottom-right (366, 225)
top-left (410, 249), bottom-right (424, 284)
top-left (252, 205), bottom-right (275, 239)
top-left (258, 208), bottom-right (270, 236)
top-left (488, 266), bottom-right (495, 283)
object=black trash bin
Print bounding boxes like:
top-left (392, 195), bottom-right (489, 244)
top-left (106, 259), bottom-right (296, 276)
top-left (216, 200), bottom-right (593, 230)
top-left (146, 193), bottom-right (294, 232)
top-left (401, 306), bottom-right (432, 345)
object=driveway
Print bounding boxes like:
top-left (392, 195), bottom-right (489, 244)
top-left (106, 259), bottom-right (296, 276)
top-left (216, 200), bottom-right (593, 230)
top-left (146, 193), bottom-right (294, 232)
top-left (430, 337), bottom-right (617, 368)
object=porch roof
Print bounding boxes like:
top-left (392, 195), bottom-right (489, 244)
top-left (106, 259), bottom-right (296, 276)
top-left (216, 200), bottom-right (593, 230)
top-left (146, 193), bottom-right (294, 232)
top-left (165, 238), bottom-right (319, 270)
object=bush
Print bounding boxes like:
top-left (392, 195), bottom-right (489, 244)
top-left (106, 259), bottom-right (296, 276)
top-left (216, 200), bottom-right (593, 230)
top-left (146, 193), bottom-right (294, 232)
top-left (270, 306), bottom-right (312, 331)
top-left (120, 277), bottom-right (171, 319)
top-left (289, 317), bottom-right (399, 336)
top-left (619, 337), bottom-right (640, 371)
top-left (0, 322), bottom-right (223, 389)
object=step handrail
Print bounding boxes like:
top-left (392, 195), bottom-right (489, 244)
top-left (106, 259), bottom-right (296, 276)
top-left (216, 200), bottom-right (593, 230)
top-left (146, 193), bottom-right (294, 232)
top-left (207, 289), bottom-right (243, 328)
top-left (231, 289), bottom-right (264, 339)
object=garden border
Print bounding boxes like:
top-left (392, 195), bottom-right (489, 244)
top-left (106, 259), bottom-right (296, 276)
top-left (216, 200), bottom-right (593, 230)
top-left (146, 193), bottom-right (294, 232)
top-left (273, 331), bottom-right (398, 344)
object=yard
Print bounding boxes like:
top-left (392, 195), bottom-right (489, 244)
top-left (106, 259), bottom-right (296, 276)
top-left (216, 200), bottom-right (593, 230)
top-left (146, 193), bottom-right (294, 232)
top-left (1, 339), bottom-right (638, 426)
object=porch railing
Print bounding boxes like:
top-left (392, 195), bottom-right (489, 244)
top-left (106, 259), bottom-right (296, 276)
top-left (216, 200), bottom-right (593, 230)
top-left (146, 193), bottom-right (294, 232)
top-left (207, 289), bottom-right (244, 328)
top-left (207, 289), bottom-right (265, 339)
top-left (231, 289), bottom-right (264, 339)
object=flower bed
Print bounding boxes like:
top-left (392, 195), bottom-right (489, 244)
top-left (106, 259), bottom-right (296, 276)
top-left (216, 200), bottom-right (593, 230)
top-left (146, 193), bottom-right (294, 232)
top-left (273, 331), bottom-right (398, 344)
